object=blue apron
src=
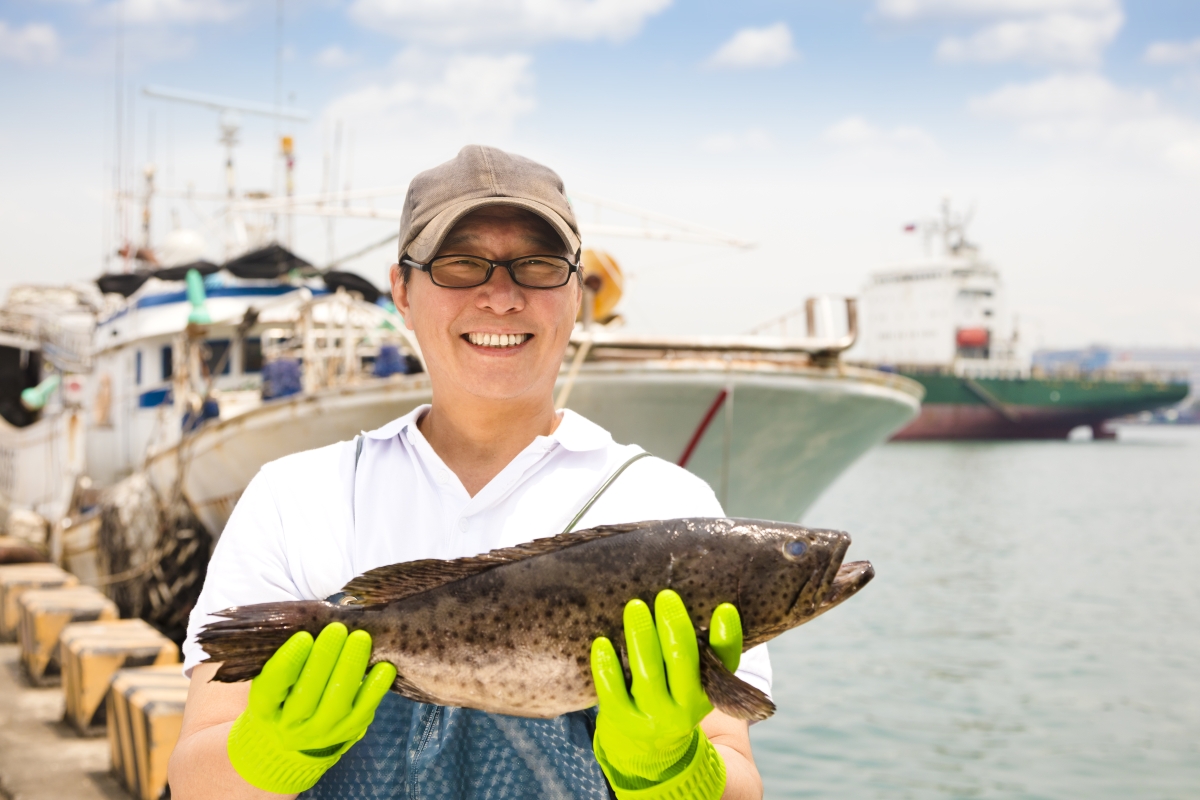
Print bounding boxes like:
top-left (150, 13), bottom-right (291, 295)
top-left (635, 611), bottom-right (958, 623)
top-left (302, 698), bottom-right (611, 799)
top-left (302, 444), bottom-right (651, 799)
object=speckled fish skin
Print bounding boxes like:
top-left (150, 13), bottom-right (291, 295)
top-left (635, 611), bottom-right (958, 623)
top-left (199, 518), bottom-right (874, 719)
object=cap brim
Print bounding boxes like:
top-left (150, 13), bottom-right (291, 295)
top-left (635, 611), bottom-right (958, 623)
top-left (404, 197), bottom-right (582, 263)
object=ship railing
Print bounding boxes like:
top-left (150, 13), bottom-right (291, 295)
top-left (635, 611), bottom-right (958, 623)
top-left (953, 359), bottom-right (1030, 380)
top-left (745, 296), bottom-right (858, 344)
top-left (1031, 365), bottom-right (1191, 386)
top-left (568, 295), bottom-right (858, 363)
top-left (0, 309), bottom-right (93, 373)
top-left (0, 309), bottom-right (39, 349)
top-left (37, 320), bottom-right (94, 373)
top-left (259, 289), bottom-right (423, 394)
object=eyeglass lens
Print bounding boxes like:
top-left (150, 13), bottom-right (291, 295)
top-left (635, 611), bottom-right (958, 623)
top-left (430, 256), bottom-right (572, 288)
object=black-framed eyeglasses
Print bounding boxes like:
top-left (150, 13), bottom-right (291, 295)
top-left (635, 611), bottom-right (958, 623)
top-left (401, 255), bottom-right (580, 289)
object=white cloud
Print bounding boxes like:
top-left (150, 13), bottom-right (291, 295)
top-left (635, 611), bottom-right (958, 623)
top-left (877, 0), bottom-right (1122, 67)
top-left (348, 0), bottom-right (671, 45)
top-left (316, 45), bottom-right (358, 68)
top-left (0, 21), bottom-right (59, 64)
top-left (100, 0), bottom-right (242, 24)
top-left (707, 22), bottom-right (798, 70)
top-left (823, 116), bottom-right (938, 157)
top-left (698, 128), bottom-right (773, 154)
top-left (876, 0), bottom-right (1116, 20)
top-left (1145, 38), bottom-right (1200, 66)
top-left (936, 9), bottom-right (1121, 66)
top-left (325, 52), bottom-right (536, 132)
top-left (971, 73), bottom-right (1200, 173)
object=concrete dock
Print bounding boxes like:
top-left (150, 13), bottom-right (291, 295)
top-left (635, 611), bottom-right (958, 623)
top-left (0, 644), bottom-right (125, 800)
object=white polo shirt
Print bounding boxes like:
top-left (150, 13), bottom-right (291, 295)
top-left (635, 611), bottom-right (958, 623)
top-left (182, 405), bottom-right (772, 697)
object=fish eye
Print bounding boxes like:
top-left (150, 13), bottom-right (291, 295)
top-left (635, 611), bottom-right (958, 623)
top-left (784, 540), bottom-right (808, 558)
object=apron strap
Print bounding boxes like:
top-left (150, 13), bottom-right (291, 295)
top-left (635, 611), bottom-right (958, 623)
top-left (561, 450), bottom-right (652, 534)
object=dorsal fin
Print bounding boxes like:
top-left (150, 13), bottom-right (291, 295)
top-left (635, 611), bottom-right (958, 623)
top-left (341, 521), bottom-right (647, 605)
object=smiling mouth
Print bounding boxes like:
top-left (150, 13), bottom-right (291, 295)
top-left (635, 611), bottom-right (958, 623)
top-left (465, 332), bottom-right (532, 348)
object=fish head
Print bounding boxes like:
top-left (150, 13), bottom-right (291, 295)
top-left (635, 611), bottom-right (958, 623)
top-left (713, 519), bottom-right (874, 643)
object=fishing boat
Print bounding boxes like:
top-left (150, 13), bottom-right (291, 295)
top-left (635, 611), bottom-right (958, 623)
top-left (0, 285), bottom-right (97, 539)
top-left (851, 202), bottom-right (1189, 440)
top-left (160, 251), bottom-right (922, 534)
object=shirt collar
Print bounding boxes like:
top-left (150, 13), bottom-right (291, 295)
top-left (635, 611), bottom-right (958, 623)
top-left (362, 405), bottom-right (612, 453)
top-left (362, 404), bottom-right (429, 441)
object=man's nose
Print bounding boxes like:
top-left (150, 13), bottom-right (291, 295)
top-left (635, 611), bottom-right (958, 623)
top-left (477, 266), bottom-right (524, 312)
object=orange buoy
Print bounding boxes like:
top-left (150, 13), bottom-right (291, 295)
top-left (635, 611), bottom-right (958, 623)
top-left (579, 249), bottom-right (624, 323)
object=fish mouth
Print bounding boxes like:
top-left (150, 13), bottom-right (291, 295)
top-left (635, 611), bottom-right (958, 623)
top-left (817, 561), bottom-right (874, 613)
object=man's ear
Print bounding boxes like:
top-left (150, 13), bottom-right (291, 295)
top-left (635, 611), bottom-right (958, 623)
top-left (390, 264), bottom-right (415, 332)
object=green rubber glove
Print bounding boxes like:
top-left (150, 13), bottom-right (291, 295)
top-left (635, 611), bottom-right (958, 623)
top-left (591, 589), bottom-right (743, 799)
top-left (226, 623), bottom-right (397, 794)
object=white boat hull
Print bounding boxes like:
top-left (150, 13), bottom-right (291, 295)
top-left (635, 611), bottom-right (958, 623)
top-left (0, 410), bottom-right (86, 529)
top-left (156, 361), bottom-right (920, 537)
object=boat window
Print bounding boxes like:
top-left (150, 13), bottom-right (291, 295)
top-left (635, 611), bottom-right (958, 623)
top-left (135, 350), bottom-right (142, 386)
top-left (242, 337), bottom-right (263, 373)
top-left (204, 339), bottom-right (232, 376)
top-left (958, 289), bottom-right (993, 298)
top-left (161, 346), bottom-right (173, 381)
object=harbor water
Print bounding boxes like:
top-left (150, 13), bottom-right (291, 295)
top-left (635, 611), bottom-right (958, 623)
top-left (752, 426), bottom-right (1200, 799)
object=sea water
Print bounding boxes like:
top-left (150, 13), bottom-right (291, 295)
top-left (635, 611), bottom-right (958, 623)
top-left (751, 426), bottom-right (1200, 799)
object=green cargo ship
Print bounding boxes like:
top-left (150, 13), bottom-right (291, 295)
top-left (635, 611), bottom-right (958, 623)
top-left (859, 203), bottom-right (1190, 440)
top-left (891, 369), bottom-right (1189, 440)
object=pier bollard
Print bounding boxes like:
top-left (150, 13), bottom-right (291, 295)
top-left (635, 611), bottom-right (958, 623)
top-left (60, 619), bottom-right (178, 735)
top-left (106, 666), bottom-right (190, 798)
top-left (17, 585), bottom-right (118, 685)
top-left (0, 563), bottom-right (77, 641)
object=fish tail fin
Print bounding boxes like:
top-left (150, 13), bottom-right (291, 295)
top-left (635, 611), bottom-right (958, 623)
top-left (197, 600), bottom-right (354, 683)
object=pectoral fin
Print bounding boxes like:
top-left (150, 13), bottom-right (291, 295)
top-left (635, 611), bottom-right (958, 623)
top-left (390, 670), bottom-right (442, 705)
top-left (698, 646), bottom-right (776, 722)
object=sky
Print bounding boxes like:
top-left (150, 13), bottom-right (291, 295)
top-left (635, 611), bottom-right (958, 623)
top-left (1, 0), bottom-right (1198, 349)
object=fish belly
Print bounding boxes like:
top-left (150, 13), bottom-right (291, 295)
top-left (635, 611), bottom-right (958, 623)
top-left (379, 643), bottom-right (595, 719)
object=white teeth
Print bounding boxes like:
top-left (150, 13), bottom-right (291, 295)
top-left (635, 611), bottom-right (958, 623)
top-left (468, 332), bottom-right (527, 348)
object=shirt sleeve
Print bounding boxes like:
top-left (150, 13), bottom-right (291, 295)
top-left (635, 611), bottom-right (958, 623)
top-left (181, 468), bottom-right (302, 676)
top-left (583, 452), bottom-right (774, 702)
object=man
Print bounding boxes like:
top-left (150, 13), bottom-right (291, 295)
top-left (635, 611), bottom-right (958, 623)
top-left (168, 145), bottom-right (769, 799)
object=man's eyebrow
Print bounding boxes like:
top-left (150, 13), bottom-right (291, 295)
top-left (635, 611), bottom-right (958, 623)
top-left (441, 230), bottom-right (565, 253)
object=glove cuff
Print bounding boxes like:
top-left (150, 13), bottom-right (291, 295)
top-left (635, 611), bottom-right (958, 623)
top-left (596, 729), bottom-right (727, 800)
top-left (227, 710), bottom-right (350, 794)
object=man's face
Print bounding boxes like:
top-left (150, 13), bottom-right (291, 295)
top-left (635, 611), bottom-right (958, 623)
top-left (391, 207), bottom-right (582, 404)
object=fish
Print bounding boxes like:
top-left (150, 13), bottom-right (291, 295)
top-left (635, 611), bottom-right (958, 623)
top-left (198, 517), bottom-right (873, 721)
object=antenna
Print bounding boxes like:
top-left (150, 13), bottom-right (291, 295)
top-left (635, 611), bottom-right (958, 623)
top-left (142, 85), bottom-right (309, 121)
top-left (142, 85), bottom-right (310, 257)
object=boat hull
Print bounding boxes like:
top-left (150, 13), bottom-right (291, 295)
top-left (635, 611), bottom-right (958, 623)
top-left (156, 362), bottom-right (921, 536)
top-left (0, 410), bottom-right (86, 529)
top-left (893, 372), bottom-right (1190, 440)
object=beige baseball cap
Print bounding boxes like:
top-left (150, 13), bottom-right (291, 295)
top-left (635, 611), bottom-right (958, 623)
top-left (398, 145), bottom-right (582, 263)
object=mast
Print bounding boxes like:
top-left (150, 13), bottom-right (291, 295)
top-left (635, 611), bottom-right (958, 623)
top-left (141, 85), bottom-right (309, 259)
